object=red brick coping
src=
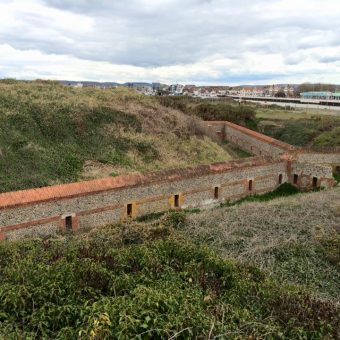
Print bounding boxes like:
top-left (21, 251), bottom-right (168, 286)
top-left (207, 121), bottom-right (296, 151)
top-left (0, 156), bottom-right (275, 210)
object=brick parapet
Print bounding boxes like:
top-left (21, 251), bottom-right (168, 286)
top-left (0, 156), bottom-right (273, 210)
top-left (202, 121), bottom-right (295, 153)
top-left (0, 120), bottom-right (338, 242)
top-left (224, 121), bottom-right (296, 152)
top-left (1, 159), bottom-right (286, 240)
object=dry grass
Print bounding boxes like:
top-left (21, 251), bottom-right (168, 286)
top-left (0, 81), bottom-right (232, 190)
top-left (83, 128), bottom-right (232, 178)
top-left (183, 187), bottom-right (340, 300)
top-left (77, 87), bottom-right (233, 177)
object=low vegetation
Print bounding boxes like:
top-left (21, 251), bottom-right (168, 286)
top-left (0, 80), bottom-right (232, 192)
top-left (157, 96), bottom-right (257, 128)
top-left (256, 106), bottom-right (340, 147)
top-left (184, 187), bottom-right (340, 301)
top-left (1, 82), bottom-right (339, 338)
top-left (0, 187), bottom-right (339, 338)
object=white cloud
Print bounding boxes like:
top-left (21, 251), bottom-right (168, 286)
top-left (0, 0), bottom-right (339, 84)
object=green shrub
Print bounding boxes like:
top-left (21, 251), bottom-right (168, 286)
top-left (193, 102), bottom-right (257, 128)
top-left (260, 116), bottom-right (340, 147)
top-left (0, 235), bottom-right (338, 338)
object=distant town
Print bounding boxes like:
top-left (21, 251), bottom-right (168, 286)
top-left (62, 80), bottom-right (340, 102)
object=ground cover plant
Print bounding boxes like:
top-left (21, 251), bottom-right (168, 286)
top-left (0, 219), bottom-right (339, 338)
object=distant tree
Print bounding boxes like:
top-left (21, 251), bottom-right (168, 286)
top-left (274, 90), bottom-right (286, 98)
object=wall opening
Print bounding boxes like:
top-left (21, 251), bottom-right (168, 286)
top-left (278, 174), bottom-right (283, 184)
top-left (248, 180), bottom-right (253, 191)
top-left (65, 216), bottom-right (73, 230)
top-left (127, 203), bottom-right (133, 217)
top-left (293, 174), bottom-right (298, 185)
top-left (174, 194), bottom-right (180, 208)
top-left (335, 166), bottom-right (340, 174)
top-left (312, 177), bottom-right (318, 188)
top-left (214, 186), bottom-right (219, 199)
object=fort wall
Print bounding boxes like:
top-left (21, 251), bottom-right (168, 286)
top-left (0, 120), bottom-right (338, 241)
top-left (203, 121), bottom-right (295, 157)
top-left (294, 151), bottom-right (340, 173)
top-left (0, 157), bottom-right (286, 240)
top-left (289, 162), bottom-right (335, 189)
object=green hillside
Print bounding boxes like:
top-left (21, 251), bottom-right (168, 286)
top-left (0, 80), bottom-right (232, 193)
top-left (0, 187), bottom-right (339, 338)
top-left (256, 106), bottom-right (340, 147)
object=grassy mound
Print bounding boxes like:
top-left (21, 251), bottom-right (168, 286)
top-left (184, 187), bottom-right (340, 301)
top-left (0, 222), bottom-right (339, 339)
top-left (0, 80), bottom-right (232, 192)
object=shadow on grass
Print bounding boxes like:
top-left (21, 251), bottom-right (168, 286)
top-left (221, 182), bottom-right (300, 208)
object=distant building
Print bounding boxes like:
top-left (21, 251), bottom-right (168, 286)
top-left (169, 84), bottom-right (184, 95)
top-left (239, 87), bottom-right (265, 97)
top-left (300, 92), bottom-right (340, 100)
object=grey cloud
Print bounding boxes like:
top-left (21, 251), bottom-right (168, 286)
top-left (1, 0), bottom-right (340, 82)
top-left (3, 0), bottom-right (273, 66)
top-left (41, 1), bottom-right (338, 66)
top-left (318, 56), bottom-right (340, 63)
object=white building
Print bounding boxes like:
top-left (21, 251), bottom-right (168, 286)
top-left (169, 84), bottom-right (184, 95)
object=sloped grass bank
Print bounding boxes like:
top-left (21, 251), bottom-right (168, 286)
top-left (184, 187), bottom-right (340, 301)
top-left (0, 224), bottom-right (339, 339)
top-left (0, 81), bottom-right (232, 192)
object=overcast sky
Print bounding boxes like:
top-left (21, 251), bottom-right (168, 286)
top-left (0, 0), bottom-right (339, 85)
